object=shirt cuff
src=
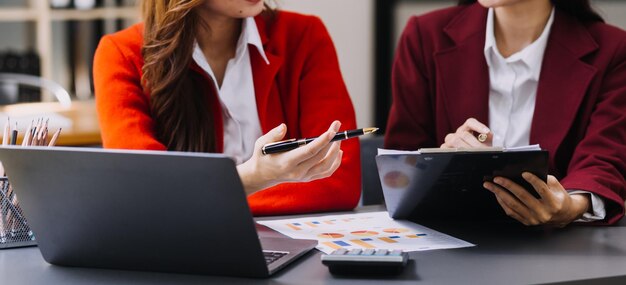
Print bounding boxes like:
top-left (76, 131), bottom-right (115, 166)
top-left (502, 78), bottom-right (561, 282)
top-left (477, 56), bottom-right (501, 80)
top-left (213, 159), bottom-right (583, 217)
top-left (568, 190), bottom-right (606, 222)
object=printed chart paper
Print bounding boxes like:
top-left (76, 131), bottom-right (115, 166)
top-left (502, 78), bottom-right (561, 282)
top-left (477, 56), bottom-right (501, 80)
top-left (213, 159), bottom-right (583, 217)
top-left (258, 211), bottom-right (474, 254)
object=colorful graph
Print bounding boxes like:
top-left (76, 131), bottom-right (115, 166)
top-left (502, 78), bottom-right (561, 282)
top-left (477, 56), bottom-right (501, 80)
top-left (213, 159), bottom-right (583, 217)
top-left (379, 237), bottom-right (398, 243)
top-left (318, 233), bottom-right (344, 239)
top-left (305, 221), bottom-right (320, 227)
top-left (351, 230), bottom-right (379, 237)
top-left (286, 223), bottom-right (302, 231)
top-left (322, 241), bottom-right (342, 250)
top-left (259, 212), bottom-right (474, 254)
top-left (383, 228), bottom-right (410, 234)
top-left (406, 234), bottom-right (427, 238)
top-left (350, 239), bottom-right (376, 249)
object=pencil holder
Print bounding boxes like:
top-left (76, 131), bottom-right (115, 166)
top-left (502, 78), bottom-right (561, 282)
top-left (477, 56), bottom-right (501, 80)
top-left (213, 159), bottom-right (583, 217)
top-left (0, 177), bottom-right (36, 249)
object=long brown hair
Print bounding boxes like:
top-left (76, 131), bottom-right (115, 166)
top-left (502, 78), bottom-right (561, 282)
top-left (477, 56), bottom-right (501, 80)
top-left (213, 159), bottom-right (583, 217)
top-left (142, 0), bottom-right (215, 152)
top-left (457, 0), bottom-right (604, 22)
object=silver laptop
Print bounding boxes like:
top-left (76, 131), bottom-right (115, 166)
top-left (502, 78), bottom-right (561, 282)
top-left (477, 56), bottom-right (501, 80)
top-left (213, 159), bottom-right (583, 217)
top-left (0, 146), bottom-right (316, 277)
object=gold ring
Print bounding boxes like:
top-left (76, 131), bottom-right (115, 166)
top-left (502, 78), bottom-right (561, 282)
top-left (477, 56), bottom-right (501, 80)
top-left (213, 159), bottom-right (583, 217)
top-left (477, 133), bottom-right (488, 143)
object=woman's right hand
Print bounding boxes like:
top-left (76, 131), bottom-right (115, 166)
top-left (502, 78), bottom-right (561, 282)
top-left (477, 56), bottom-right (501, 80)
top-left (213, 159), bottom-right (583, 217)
top-left (237, 121), bottom-right (343, 195)
top-left (441, 118), bottom-right (493, 148)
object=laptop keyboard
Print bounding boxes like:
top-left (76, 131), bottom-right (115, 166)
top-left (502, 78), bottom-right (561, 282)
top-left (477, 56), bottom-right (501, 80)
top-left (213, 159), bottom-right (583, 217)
top-left (263, 250), bottom-right (289, 265)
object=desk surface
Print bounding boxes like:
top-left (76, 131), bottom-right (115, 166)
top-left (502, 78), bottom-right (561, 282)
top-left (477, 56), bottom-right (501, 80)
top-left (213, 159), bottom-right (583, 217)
top-left (0, 101), bottom-right (100, 146)
top-left (1, 206), bottom-right (626, 285)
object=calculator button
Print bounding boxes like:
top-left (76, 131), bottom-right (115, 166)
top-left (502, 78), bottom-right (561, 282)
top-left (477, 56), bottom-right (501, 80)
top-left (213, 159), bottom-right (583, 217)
top-left (390, 250), bottom-right (403, 256)
top-left (375, 249), bottom-right (389, 256)
top-left (332, 249), bottom-right (348, 255)
top-left (348, 249), bottom-right (362, 255)
top-left (362, 249), bottom-right (375, 255)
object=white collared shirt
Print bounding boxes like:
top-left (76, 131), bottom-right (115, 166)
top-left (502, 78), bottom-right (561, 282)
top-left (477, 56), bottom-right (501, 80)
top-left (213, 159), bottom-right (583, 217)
top-left (192, 17), bottom-right (270, 165)
top-left (484, 8), bottom-right (553, 148)
top-left (484, 8), bottom-right (605, 221)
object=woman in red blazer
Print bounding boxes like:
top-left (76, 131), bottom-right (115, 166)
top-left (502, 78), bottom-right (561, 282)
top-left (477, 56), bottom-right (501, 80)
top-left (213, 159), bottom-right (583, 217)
top-left (93, 0), bottom-right (361, 215)
top-left (386, 0), bottom-right (626, 225)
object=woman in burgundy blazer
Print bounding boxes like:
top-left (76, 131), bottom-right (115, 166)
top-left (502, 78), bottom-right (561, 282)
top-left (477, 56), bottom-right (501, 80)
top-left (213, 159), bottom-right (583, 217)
top-left (386, 0), bottom-right (626, 225)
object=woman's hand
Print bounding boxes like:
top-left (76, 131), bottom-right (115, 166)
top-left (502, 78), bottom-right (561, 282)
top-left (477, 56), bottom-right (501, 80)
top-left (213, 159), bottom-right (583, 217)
top-left (441, 118), bottom-right (493, 148)
top-left (237, 121), bottom-right (343, 195)
top-left (483, 172), bottom-right (591, 227)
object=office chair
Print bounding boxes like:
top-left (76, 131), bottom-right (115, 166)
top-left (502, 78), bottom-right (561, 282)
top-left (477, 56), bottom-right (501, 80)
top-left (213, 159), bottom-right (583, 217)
top-left (359, 135), bottom-right (385, 205)
top-left (0, 73), bottom-right (71, 107)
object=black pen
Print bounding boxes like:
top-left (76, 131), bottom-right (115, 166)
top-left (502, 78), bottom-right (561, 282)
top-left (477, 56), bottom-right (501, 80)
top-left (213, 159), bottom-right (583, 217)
top-left (262, 127), bottom-right (378, 155)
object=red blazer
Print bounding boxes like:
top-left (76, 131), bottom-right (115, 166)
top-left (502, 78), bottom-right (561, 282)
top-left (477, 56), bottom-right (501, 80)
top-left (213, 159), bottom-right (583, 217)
top-left (93, 11), bottom-right (361, 216)
top-left (386, 4), bottom-right (626, 224)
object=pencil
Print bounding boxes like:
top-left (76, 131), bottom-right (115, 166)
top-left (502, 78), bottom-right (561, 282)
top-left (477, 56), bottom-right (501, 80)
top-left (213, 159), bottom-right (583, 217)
top-left (31, 118), bottom-right (38, 141)
top-left (10, 122), bottom-right (17, 145)
top-left (40, 119), bottom-right (49, 146)
top-left (21, 120), bottom-right (33, 147)
top-left (48, 128), bottom-right (61, 147)
top-left (41, 127), bottom-right (48, 146)
top-left (32, 118), bottom-right (42, 146)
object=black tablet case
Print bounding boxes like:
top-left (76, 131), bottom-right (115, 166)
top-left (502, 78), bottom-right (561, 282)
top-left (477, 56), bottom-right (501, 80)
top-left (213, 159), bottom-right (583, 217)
top-left (376, 151), bottom-right (549, 221)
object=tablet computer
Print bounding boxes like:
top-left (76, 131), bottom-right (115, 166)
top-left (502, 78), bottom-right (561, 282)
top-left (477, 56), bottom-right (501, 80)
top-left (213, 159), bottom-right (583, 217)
top-left (376, 150), bottom-right (549, 221)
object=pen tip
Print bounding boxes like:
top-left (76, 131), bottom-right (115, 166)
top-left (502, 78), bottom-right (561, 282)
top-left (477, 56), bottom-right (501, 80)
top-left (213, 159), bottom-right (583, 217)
top-left (364, 127), bottom-right (379, 134)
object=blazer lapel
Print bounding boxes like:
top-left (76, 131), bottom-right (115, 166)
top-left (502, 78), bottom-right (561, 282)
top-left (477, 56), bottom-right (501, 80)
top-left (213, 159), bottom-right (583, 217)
top-left (434, 4), bottom-right (490, 130)
top-left (252, 15), bottom-right (285, 135)
top-left (530, 11), bottom-right (598, 151)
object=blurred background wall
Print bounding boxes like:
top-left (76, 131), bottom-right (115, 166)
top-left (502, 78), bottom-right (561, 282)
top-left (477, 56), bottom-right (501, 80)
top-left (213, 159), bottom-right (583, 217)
top-left (1, 0), bottom-right (626, 129)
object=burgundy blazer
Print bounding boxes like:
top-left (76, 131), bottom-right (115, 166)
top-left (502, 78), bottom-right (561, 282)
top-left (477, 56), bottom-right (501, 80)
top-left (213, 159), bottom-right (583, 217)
top-left (385, 3), bottom-right (626, 224)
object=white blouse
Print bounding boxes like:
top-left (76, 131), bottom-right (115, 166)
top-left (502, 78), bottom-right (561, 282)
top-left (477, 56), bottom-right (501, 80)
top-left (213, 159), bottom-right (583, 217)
top-left (192, 17), bottom-right (269, 165)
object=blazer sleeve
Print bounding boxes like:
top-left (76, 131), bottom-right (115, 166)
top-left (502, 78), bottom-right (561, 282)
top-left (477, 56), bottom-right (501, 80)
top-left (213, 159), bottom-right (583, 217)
top-left (385, 16), bottom-right (438, 150)
top-left (93, 35), bottom-right (167, 151)
top-left (248, 17), bottom-right (362, 216)
top-left (560, 39), bottom-right (626, 225)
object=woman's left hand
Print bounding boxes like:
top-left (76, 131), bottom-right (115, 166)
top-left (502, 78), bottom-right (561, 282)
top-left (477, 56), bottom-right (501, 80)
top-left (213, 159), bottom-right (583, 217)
top-left (483, 172), bottom-right (591, 227)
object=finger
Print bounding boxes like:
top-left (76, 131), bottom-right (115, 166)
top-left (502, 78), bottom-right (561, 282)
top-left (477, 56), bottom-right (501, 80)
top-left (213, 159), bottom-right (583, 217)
top-left (494, 195), bottom-right (535, 226)
top-left (298, 140), bottom-right (338, 171)
top-left (290, 121), bottom-right (340, 160)
top-left (459, 131), bottom-right (483, 148)
top-left (457, 118), bottom-right (490, 134)
top-left (492, 176), bottom-right (543, 211)
top-left (441, 134), bottom-right (457, 148)
top-left (522, 172), bottom-right (554, 202)
top-left (301, 142), bottom-right (340, 177)
top-left (310, 150), bottom-right (343, 181)
top-left (441, 134), bottom-right (455, 148)
top-left (309, 149), bottom-right (343, 181)
top-left (444, 133), bottom-right (473, 148)
top-left (290, 142), bottom-right (337, 182)
top-left (483, 181), bottom-right (535, 222)
top-left (255, 123), bottom-right (287, 148)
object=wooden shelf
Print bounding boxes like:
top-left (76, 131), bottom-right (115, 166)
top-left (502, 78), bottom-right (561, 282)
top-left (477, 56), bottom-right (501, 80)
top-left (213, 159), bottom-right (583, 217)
top-left (50, 7), bottom-right (139, 21)
top-left (0, 8), bottom-right (38, 22)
